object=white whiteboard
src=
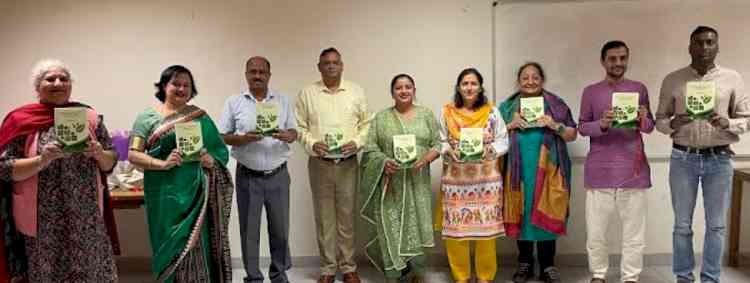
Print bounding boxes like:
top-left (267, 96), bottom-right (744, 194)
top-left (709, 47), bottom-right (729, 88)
top-left (493, 0), bottom-right (750, 157)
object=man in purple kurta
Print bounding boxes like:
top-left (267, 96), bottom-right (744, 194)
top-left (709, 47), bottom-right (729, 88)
top-left (578, 41), bottom-right (655, 283)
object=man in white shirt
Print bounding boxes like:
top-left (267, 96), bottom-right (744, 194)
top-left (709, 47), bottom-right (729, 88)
top-left (219, 56), bottom-right (297, 283)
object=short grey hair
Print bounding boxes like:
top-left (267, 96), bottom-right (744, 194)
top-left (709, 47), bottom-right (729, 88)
top-left (30, 59), bottom-right (73, 91)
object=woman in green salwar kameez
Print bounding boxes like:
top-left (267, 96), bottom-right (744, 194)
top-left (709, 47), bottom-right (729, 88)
top-left (360, 74), bottom-right (441, 283)
top-left (128, 65), bottom-right (233, 283)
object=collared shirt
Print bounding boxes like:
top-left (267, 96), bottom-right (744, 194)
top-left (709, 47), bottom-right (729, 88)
top-left (578, 79), bottom-right (654, 189)
top-left (295, 79), bottom-right (371, 157)
top-left (218, 89), bottom-right (297, 171)
top-left (656, 65), bottom-right (750, 147)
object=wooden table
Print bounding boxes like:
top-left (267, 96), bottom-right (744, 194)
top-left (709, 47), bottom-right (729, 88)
top-left (109, 190), bottom-right (144, 209)
top-left (729, 168), bottom-right (750, 267)
top-left (107, 190), bottom-right (144, 255)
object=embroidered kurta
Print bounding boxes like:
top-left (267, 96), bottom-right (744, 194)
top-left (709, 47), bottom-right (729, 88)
top-left (360, 106), bottom-right (439, 272)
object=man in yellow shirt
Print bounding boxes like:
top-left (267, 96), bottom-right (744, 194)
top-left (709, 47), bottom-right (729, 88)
top-left (295, 47), bottom-right (370, 283)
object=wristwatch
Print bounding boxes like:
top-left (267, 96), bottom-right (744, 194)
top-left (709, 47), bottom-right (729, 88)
top-left (556, 123), bottom-right (566, 134)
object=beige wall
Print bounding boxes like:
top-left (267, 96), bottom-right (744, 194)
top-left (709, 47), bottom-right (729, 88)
top-left (495, 0), bottom-right (750, 157)
top-left (1, 0), bottom-right (749, 263)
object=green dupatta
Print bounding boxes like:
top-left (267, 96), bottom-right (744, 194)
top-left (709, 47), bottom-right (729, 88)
top-left (131, 105), bottom-right (232, 283)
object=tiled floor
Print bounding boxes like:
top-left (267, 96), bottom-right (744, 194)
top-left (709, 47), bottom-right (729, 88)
top-left (119, 265), bottom-right (750, 282)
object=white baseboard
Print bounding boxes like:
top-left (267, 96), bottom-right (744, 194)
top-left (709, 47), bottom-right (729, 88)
top-left (116, 252), bottom-right (750, 271)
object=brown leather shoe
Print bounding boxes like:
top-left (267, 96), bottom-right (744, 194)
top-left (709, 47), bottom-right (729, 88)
top-left (590, 279), bottom-right (606, 283)
top-left (342, 271), bottom-right (362, 283)
top-left (317, 275), bottom-right (335, 283)
top-left (623, 281), bottom-right (637, 283)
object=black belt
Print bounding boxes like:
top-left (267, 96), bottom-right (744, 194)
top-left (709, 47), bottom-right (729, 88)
top-left (319, 154), bottom-right (356, 164)
top-left (673, 144), bottom-right (732, 155)
top-left (240, 162), bottom-right (286, 177)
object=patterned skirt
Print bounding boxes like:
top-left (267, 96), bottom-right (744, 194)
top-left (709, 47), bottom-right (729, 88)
top-left (440, 157), bottom-right (504, 240)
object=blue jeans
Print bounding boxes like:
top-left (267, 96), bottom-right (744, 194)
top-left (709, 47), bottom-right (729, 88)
top-left (669, 149), bottom-right (734, 283)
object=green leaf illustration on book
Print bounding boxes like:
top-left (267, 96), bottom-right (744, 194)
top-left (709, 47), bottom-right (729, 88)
top-left (74, 123), bottom-right (85, 132)
top-left (324, 128), bottom-right (345, 155)
top-left (393, 134), bottom-right (417, 168)
top-left (686, 81), bottom-right (716, 119)
top-left (256, 103), bottom-right (280, 136)
top-left (459, 140), bottom-right (478, 155)
top-left (395, 148), bottom-right (407, 160)
top-left (54, 108), bottom-right (89, 152)
top-left (324, 133), bottom-right (344, 146)
top-left (459, 128), bottom-right (483, 161)
top-left (520, 96), bottom-right (545, 127)
top-left (687, 97), bottom-right (704, 110)
top-left (175, 122), bottom-right (203, 162)
top-left (178, 137), bottom-right (196, 153)
top-left (521, 107), bottom-right (532, 117)
top-left (611, 92), bottom-right (639, 129)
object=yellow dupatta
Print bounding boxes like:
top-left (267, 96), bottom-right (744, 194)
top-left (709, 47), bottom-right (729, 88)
top-left (443, 103), bottom-right (493, 140)
top-left (434, 103), bottom-right (494, 232)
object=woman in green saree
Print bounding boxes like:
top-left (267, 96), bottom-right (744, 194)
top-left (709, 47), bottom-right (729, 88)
top-left (360, 74), bottom-right (440, 283)
top-left (128, 65), bottom-right (233, 283)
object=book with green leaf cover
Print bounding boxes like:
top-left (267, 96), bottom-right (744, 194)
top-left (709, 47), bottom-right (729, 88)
top-left (611, 92), bottom-right (639, 129)
top-left (175, 122), bottom-right (203, 162)
top-left (393, 134), bottom-right (417, 168)
top-left (256, 102), bottom-right (279, 136)
top-left (459, 127), bottom-right (483, 162)
top-left (520, 96), bottom-right (545, 127)
top-left (54, 107), bottom-right (89, 152)
top-left (685, 81), bottom-right (716, 119)
top-left (323, 128), bottom-right (345, 157)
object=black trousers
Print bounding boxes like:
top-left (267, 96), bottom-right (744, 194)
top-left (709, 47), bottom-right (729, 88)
top-left (517, 240), bottom-right (557, 272)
